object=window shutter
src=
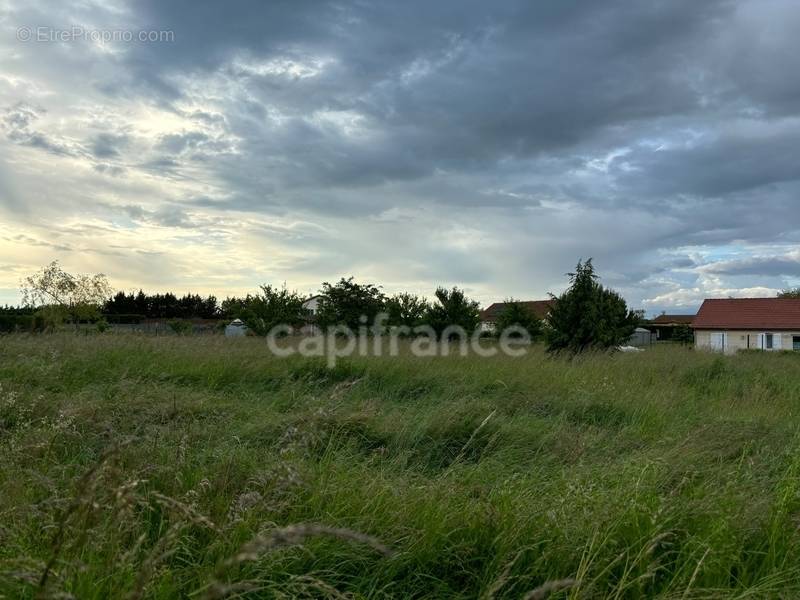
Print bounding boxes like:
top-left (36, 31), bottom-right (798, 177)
top-left (773, 333), bottom-right (783, 350)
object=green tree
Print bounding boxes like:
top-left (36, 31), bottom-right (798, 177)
top-left (104, 291), bottom-right (138, 315)
top-left (673, 324), bottom-right (694, 345)
top-left (385, 293), bottom-right (430, 329)
top-left (219, 296), bottom-right (248, 319)
top-left (426, 287), bottom-right (480, 338)
top-left (495, 299), bottom-right (543, 340)
top-left (545, 259), bottom-right (639, 353)
top-left (134, 289), bottom-right (148, 315)
top-left (21, 261), bottom-right (112, 331)
top-left (316, 277), bottom-right (386, 331)
top-left (239, 285), bottom-right (306, 336)
top-left (778, 288), bottom-right (800, 299)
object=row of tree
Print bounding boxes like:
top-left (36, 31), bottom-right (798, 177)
top-left (0, 304), bottom-right (39, 334)
top-left (11, 259), bottom-right (641, 352)
top-left (222, 280), bottom-right (494, 339)
top-left (0, 305), bottom-right (36, 315)
top-left (104, 291), bottom-right (220, 320)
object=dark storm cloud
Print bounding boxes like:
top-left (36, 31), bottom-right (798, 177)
top-left (614, 126), bottom-right (800, 197)
top-left (129, 1), bottom-right (736, 172)
top-left (709, 0), bottom-right (800, 117)
top-left (705, 255), bottom-right (800, 277)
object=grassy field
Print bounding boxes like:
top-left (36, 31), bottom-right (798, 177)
top-left (2, 335), bottom-right (800, 598)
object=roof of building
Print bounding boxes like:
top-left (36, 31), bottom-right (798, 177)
top-left (693, 298), bottom-right (800, 330)
top-left (479, 299), bottom-right (554, 322)
top-left (650, 314), bottom-right (695, 325)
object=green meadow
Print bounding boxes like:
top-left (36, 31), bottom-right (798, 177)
top-left (2, 334), bottom-right (800, 598)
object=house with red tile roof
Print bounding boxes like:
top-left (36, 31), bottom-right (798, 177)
top-left (693, 298), bottom-right (800, 353)
top-left (651, 314), bottom-right (696, 326)
top-left (647, 313), bottom-right (696, 341)
top-left (478, 299), bottom-right (554, 333)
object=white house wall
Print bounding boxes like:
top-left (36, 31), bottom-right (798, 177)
top-left (695, 330), bottom-right (800, 354)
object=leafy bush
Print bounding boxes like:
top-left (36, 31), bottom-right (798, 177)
top-left (316, 277), bottom-right (386, 331)
top-left (385, 293), bottom-right (430, 330)
top-left (495, 299), bottom-right (543, 339)
top-left (237, 285), bottom-right (306, 336)
top-left (426, 286), bottom-right (480, 338)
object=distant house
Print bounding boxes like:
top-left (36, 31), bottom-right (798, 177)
top-left (693, 298), bottom-right (800, 353)
top-left (648, 313), bottom-right (695, 340)
top-left (302, 295), bottom-right (324, 317)
top-left (301, 295), bottom-right (324, 335)
top-left (478, 299), bottom-right (554, 333)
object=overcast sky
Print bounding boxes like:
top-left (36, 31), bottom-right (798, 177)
top-left (1, 0), bottom-right (799, 314)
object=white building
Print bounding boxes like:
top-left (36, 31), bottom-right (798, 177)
top-left (301, 295), bottom-right (324, 335)
top-left (302, 295), bottom-right (324, 317)
top-left (224, 318), bottom-right (248, 337)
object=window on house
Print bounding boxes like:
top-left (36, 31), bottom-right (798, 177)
top-left (765, 333), bottom-right (774, 349)
top-left (794, 336), bottom-right (800, 351)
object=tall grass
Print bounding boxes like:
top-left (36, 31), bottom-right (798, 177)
top-left (1, 334), bottom-right (800, 597)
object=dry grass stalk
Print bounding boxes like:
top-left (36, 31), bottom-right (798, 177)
top-left (37, 440), bottom-right (133, 593)
top-left (225, 523), bottom-right (393, 565)
top-left (151, 491), bottom-right (221, 533)
top-left (126, 521), bottom-right (185, 600)
top-left (482, 548), bottom-right (527, 599)
top-left (521, 578), bottom-right (577, 600)
top-left (449, 408), bottom-right (497, 467)
top-left (202, 523), bottom-right (392, 599)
